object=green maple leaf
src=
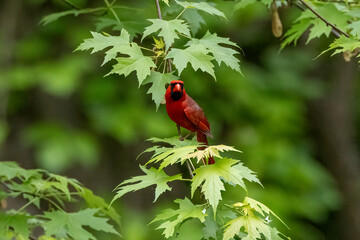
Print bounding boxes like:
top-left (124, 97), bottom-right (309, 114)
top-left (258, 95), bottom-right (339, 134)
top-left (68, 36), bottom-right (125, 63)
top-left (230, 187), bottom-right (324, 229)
top-left (202, 209), bottom-right (219, 240)
top-left (111, 165), bottom-right (182, 205)
top-left (319, 35), bottom-right (360, 57)
top-left (187, 32), bottom-right (241, 73)
top-left (138, 137), bottom-right (198, 164)
top-left (166, 45), bottom-right (215, 79)
top-left (183, 9), bottom-right (206, 35)
top-left (75, 29), bottom-right (131, 65)
top-left (271, 227), bottom-right (289, 240)
top-left (306, 19), bottom-right (332, 44)
top-left (147, 136), bottom-right (198, 148)
top-left (191, 158), bottom-right (261, 214)
top-left (108, 43), bottom-right (156, 86)
top-left (142, 19), bottom-right (190, 51)
top-left (317, 4), bottom-right (350, 31)
top-left (281, 16), bottom-right (312, 49)
top-left (151, 198), bottom-right (206, 238)
top-left (0, 161), bottom-right (40, 181)
top-left (142, 71), bottom-right (177, 110)
top-left (175, 1), bottom-right (227, 20)
top-left (0, 213), bottom-right (31, 239)
top-left (184, 144), bottom-right (241, 163)
top-left (47, 173), bottom-right (83, 201)
top-left (146, 144), bottom-right (199, 170)
top-left (244, 197), bottom-right (289, 229)
top-left (81, 188), bottom-right (121, 226)
top-left (223, 215), bottom-right (271, 240)
top-left (40, 8), bottom-right (106, 25)
top-left (42, 208), bottom-right (119, 240)
top-left (348, 21), bottom-right (360, 37)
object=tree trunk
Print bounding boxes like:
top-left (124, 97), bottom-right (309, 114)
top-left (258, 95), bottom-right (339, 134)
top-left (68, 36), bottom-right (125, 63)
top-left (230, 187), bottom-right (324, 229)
top-left (308, 55), bottom-right (360, 240)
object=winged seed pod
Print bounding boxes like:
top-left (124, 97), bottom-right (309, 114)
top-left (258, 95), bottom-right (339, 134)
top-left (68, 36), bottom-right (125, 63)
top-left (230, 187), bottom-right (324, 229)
top-left (343, 48), bottom-right (360, 62)
top-left (271, 1), bottom-right (283, 38)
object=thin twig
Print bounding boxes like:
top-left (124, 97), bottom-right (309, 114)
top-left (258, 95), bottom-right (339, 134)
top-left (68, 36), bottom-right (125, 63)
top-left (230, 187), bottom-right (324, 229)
top-left (186, 161), bottom-right (194, 178)
top-left (155, 0), bottom-right (173, 72)
top-left (155, 0), bottom-right (163, 19)
top-left (298, 0), bottom-right (349, 38)
top-left (62, 0), bottom-right (80, 10)
top-left (293, 2), bottom-right (340, 38)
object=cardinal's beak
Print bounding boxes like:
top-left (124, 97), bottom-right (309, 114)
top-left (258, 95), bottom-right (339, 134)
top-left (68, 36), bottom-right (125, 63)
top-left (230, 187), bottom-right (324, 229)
top-left (173, 83), bottom-right (182, 92)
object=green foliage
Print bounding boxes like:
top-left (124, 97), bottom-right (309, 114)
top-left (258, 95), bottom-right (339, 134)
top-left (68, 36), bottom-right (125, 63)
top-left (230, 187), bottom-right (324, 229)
top-left (108, 42), bottom-right (156, 85)
top-left (234, 0), bottom-right (360, 63)
top-left (142, 71), bottom-right (177, 110)
top-left (0, 161), bottom-right (120, 239)
top-left (40, 8), bottom-right (106, 25)
top-left (224, 215), bottom-right (271, 240)
top-left (186, 32), bottom-right (242, 73)
top-left (76, 30), bottom-right (131, 66)
top-left (151, 198), bottom-right (206, 238)
top-left (42, 209), bottom-right (119, 240)
top-left (191, 158), bottom-right (261, 214)
top-left (320, 35), bottom-right (360, 57)
top-left (167, 45), bottom-right (216, 79)
top-left (223, 197), bottom-right (288, 240)
top-left (281, 10), bottom-right (332, 49)
top-left (111, 137), bottom-right (288, 239)
top-left (0, 213), bottom-right (31, 239)
top-left (111, 165), bottom-right (183, 205)
top-left (142, 19), bottom-right (190, 51)
top-left (76, 29), bottom-right (156, 86)
top-left (4, 0), bottom-right (351, 239)
top-left (175, 0), bottom-right (227, 20)
top-left (73, 0), bottom-right (242, 107)
top-left (144, 138), bottom-right (199, 169)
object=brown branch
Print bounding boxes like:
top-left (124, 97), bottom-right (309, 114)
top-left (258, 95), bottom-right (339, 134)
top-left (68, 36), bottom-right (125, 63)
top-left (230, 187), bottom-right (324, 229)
top-left (155, 0), bottom-right (174, 73)
top-left (298, 0), bottom-right (349, 38)
top-left (155, 0), bottom-right (163, 19)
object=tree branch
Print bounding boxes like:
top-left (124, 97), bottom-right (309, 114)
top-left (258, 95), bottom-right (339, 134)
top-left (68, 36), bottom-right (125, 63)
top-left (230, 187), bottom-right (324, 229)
top-left (298, 0), bottom-right (349, 38)
top-left (155, 0), bottom-right (163, 20)
top-left (155, 0), bottom-right (173, 73)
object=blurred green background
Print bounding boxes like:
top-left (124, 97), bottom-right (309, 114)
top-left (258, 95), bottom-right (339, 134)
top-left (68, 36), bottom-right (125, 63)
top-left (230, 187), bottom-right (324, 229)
top-left (1, 0), bottom-right (359, 239)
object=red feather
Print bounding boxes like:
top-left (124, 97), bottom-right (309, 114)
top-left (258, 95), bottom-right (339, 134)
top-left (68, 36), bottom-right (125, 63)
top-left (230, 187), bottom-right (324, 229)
top-left (165, 80), bottom-right (215, 164)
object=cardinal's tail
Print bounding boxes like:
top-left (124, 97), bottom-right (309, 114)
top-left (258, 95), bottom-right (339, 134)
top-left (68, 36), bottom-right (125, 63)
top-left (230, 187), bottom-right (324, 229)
top-left (197, 131), bottom-right (215, 165)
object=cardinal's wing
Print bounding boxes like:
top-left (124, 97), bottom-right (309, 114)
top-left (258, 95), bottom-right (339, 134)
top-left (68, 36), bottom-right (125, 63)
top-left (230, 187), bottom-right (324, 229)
top-left (184, 97), bottom-right (213, 138)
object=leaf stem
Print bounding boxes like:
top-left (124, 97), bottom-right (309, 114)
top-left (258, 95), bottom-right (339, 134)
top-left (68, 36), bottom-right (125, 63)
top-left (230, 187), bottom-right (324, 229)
top-left (186, 161), bottom-right (194, 178)
top-left (175, 8), bottom-right (187, 20)
top-left (16, 197), bottom-right (38, 214)
top-left (297, 0), bottom-right (349, 38)
top-left (140, 46), bottom-right (156, 53)
top-left (45, 197), bottom-right (65, 212)
top-left (104, 0), bottom-right (122, 25)
top-left (178, 32), bottom-right (192, 40)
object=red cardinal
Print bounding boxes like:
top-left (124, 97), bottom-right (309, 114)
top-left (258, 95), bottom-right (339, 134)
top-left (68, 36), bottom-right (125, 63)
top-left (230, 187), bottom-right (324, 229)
top-left (165, 80), bottom-right (215, 164)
